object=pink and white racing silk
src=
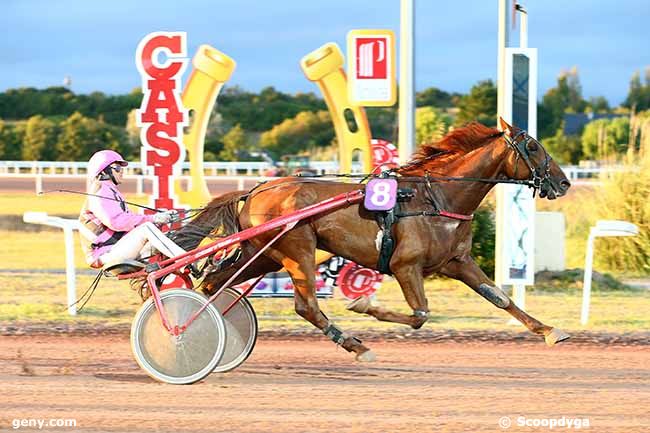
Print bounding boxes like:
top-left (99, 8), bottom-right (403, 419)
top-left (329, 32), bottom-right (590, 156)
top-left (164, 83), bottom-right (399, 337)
top-left (78, 181), bottom-right (154, 267)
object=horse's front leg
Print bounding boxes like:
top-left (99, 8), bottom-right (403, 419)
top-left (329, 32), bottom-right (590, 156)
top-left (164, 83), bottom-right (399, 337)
top-left (440, 255), bottom-right (569, 346)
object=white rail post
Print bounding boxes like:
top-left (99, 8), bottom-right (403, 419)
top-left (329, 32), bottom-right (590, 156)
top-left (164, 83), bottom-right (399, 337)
top-left (35, 175), bottom-right (43, 195)
top-left (136, 175), bottom-right (144, 196)
top-left (62, 225), bottom-right (78, 316)
top-left (23, 212), bottom-right (80, 316)
top-left (581, 220), bottom-right (638, 325)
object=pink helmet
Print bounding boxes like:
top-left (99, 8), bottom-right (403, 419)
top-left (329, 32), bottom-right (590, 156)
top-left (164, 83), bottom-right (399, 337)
top-left (87, 150), bottom-right (128, 179)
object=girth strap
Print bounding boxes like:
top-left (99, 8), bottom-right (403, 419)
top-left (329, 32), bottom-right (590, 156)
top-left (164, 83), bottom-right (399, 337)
top-left (376, 207), bottom-right (397, 275)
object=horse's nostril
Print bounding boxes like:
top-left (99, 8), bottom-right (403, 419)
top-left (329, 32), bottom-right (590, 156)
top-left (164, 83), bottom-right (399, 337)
top-left (560, 180), bottom-right (571, 191)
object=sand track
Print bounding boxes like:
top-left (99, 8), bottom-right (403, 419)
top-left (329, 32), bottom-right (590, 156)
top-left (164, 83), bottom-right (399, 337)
top-left (1, 334), bottom-right (648, 432)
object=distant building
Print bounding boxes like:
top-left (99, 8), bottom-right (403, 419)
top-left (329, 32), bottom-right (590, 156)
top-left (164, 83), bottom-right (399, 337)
top-left (563, 112), bottom-right (626, 135)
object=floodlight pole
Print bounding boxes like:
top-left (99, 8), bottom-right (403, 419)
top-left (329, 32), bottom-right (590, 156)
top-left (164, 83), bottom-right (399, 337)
top-left (518, 4), bottom-right (528, 48)
top-left (398, 0), bottom-right (415, 163)
top-left (495, 0), bottom-right (509, 290)
top-left (511, 3), bottom-right (528, 317)
top-left (496, 0), bottom-right (508, 123)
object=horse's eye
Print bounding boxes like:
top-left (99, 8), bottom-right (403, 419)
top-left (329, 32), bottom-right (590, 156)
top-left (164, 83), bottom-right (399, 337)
top-left (527, 140), bottom-right (539, 152)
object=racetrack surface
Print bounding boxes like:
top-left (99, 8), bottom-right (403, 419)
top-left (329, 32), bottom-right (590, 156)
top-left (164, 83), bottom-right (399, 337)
top-left (1, 335), bottom-right (648, 432)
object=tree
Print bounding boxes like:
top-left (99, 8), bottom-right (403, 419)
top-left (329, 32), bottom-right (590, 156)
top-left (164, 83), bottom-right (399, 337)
top-left (0, 119), bottom-right (5, 157)
top-left (471, 204), bottom-right (496, 279)
top-left (564, 67), bottom-right (587, 113)
top-left (455, 80), bottom-right (497, 127)
top-left (416, 87), bottom-right (460, 108)
top-left (366, 107), bottom-right (397, 141)
top-left (125, 109), bottom-right (141, 152)
top-left (581, 117), bottom-right (630, 160)
top-left (219, 124), bottom-right (248, 161)
top-left (55, 112), bottom-right (125, 160)
top-left (0, 86), bottom-right (140, 126)
top-left (219, 86), bottom-right (326, 132)
top-left (586, 96), bottom-right (610, 114)
top-left (415, 107), bottom-right (452, 145)
top-left (541, 67), bottom-right (588, 136)
top-left (0, 119), bottom-right (7, 159)
top-left (0, 121), bottom-right (25, 160)
top-left (22, 115), bottom-right (58, 160)
top-left (57, 112), bottom-right (91, 160)
top-left (259, 110), bottom-right (334, 158)
top-left (541, 122), bottom-right (583, 164)
top-left (203, 110), bottom-right (226, 158)
top-left (623, 69), bottom-right (650, 112)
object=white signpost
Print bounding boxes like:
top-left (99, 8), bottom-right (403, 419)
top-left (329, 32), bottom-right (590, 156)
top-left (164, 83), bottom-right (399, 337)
top-left (496, 47), bottom-right (538, 319)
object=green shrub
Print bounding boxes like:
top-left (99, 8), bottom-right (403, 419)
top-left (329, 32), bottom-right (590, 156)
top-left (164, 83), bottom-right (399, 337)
top-left (471, 204), bottom-right (496, 279)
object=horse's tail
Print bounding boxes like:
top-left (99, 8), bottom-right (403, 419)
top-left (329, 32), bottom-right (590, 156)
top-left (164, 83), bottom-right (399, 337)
top-left (172, 190), bottom-right (246, 251)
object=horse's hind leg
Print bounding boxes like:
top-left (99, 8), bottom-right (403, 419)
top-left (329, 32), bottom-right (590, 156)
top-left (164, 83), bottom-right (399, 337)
top-left (441, 255), bottom-right (569, 346)
top-left (259, 228), bottom-right (375, 361)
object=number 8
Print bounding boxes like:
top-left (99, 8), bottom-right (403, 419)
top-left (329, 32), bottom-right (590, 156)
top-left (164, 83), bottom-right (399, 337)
top-left (370, 182), bottom-right (391, 207)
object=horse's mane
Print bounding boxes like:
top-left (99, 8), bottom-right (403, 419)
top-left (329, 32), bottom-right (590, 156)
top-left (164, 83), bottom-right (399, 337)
top-left (399, 122), bottom-right (504, 174)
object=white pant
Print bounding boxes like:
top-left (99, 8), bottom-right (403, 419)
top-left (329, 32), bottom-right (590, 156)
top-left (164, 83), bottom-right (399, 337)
top-left (99, 222), bottom-right (186, 265)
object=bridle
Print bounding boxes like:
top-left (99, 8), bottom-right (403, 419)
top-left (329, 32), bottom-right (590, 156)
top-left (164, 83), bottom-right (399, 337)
top-left (504, 129), bottom-right (553, 197)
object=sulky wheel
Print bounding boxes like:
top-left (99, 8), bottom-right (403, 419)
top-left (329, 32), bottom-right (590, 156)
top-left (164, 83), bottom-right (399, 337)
top-left (131, 289), bottom-right (226, 385)
top-left (211, 288), bottom-right (258, 373)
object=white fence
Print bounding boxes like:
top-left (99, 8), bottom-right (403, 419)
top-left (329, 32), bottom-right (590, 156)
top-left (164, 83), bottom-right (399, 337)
top-left (0, 160), bottom-right (360, 176)
top-left (0, 160), bottom-right (629, 181)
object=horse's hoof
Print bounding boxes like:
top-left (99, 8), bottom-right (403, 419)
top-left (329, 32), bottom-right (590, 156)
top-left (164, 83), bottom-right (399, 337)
top-left (347, 296), bottom-right (370, 314)
top-left (545, 328), bottom-right (570, 346)
top-left (355, 350), bottom-right (376, 362)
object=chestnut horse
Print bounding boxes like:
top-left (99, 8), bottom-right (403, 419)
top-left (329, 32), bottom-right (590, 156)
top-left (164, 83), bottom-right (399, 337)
top-left (174, 119), bottom-right (571, 361)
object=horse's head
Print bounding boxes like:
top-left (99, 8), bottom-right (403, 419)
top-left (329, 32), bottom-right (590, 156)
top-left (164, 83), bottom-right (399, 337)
top-left (499, 118), bottom-right (571, 199)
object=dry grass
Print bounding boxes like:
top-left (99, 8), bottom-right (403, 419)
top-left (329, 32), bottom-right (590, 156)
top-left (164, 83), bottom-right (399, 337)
top-left (1, 270), bottom-right (648, 332)
top-left (0, 192), bottom-right (149, 216)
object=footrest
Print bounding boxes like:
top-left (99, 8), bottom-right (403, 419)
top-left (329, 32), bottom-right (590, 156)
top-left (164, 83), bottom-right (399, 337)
top-left (103, 259), bottom-right (147, 277)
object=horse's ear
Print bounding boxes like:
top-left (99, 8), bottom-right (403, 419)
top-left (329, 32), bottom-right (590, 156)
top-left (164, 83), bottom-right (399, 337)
top-left (499, 117), bottom-right (513, 134)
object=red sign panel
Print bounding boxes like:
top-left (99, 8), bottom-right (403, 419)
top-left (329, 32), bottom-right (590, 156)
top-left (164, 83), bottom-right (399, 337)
top-left (135, 31), bottom-right (188, 211)
top-left (355, 37), bottom-right (388, 79)
top-left (336, 262), bottom-right (381, 300)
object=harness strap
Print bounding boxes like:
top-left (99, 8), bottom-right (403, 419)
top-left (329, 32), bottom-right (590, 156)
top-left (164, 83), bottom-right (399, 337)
top-left (395, 210), bottom-right (473, 221)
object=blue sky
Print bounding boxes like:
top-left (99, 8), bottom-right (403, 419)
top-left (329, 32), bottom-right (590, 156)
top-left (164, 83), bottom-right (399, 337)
top-left (1, 0), bottom-right (648, 105)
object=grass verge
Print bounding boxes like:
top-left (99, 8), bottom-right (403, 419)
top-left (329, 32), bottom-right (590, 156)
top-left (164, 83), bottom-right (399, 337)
top-left (1, 272), bottom-right (648, 333)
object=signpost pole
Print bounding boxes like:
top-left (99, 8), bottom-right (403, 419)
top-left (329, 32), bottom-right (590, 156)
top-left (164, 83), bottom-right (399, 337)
top-left (510, 3), bottom-right (529, 323)
top-left (398, 0), bottom-right (415, 164)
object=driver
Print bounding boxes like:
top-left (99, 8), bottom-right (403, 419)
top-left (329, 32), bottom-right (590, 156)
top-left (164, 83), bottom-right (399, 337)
top-left (78, 150), bottom-right (186, 269)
